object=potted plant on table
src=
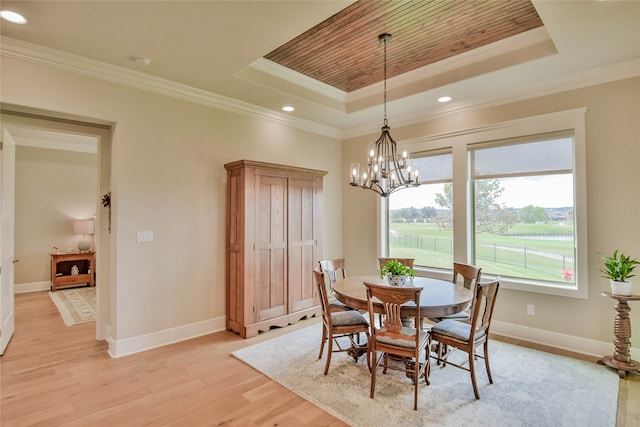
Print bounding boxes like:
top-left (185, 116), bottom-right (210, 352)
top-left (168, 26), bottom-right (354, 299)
top-left (380, 259), bottom-right (415, 287)
top-left (599, 250), bottom-right (639, 296)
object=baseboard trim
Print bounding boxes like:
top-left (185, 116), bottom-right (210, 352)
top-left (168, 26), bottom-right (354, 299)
top-left (107, 316), bottom-right (227, 358)
top-left (104, 316), bottom-right (639, 362)
top-left (19, 279), bottom-right (637, 360)
top-left (15, 281), bottom-right (51, 293)
top-left (492, 320), bottom-right (640, 360)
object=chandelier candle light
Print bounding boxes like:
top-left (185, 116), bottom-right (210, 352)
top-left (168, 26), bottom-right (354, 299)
top-left (349, 34), bottom-right (420, 197)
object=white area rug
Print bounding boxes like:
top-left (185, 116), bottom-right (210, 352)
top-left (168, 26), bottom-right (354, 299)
top-left (232, 324), bottom-right (619, 427)
top-left (49, 287), bottom-right (96, 326)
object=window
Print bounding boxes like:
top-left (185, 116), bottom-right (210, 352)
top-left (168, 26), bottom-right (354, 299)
top-left (383, 108), bottom-right (588, 298)
top-left (470, 132), bottom-right (576, 286)
top-left (388, 152), bottom-right (453, 269)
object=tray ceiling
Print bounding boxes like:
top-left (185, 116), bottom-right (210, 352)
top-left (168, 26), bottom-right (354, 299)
top-left (265, 0), bottom-right (544, 93)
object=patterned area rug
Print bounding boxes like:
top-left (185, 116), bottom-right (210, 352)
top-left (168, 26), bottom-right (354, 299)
top-left (49, 287), bottom-right (96, 326)
top-left (232, 323), bottom-right (618, 427)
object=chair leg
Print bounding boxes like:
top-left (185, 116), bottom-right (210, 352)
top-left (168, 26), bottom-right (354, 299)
top-left (438, 343), bottom-right (448, 366)
top-left (424, 347), bottom-right (431, 386)
top-left (323, 335), bottom-right (333, 375)
top-left (484, 340), bottom-right (493, 384)
top-left (469, 346), bottom-right (480, 399)
top-left (318, 326), bottom-right (327, 359)
top-left (413, 359), bottom-right (419, 410)
top-left (370, 350), bottom-right (377, 399)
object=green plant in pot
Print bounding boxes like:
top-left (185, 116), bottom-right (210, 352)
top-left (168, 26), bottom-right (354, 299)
top-left (380, 259), bottom-right (415, 287)
top-left (599, 250), bottom-right (639, 296)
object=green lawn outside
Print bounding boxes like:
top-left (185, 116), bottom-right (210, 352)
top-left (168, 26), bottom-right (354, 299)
top-left (389, 221), bottom-right (576, 283)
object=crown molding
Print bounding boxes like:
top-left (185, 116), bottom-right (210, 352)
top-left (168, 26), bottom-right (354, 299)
top-left (343, 58), bottom-right (640, 139)
top-left (248, 58), bottom-right (347, 103)
top-left (2, 36), bottom-right (638, 142)
top-left (0, 37), bottom-right (343, 140)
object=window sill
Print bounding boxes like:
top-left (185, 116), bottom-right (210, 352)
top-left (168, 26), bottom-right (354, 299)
top-left (414, 267), bottom-right (588, 299)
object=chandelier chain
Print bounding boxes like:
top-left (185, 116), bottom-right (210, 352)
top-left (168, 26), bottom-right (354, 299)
top-left (383, 34), bottom-right (388, 127)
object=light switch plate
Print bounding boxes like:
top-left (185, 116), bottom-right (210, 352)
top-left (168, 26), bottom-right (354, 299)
top-left (136, 231), bottom-right (154, 243)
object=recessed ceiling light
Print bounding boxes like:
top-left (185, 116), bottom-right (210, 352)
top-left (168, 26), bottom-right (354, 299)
top-left (282, 106), bottom-right (295, 112)
top-left (1, 10), bottom-right (27, 24)
top-left (437, 96), bottom-right (452, 103)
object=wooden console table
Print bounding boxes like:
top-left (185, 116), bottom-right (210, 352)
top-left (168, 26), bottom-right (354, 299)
top-left (50, 252), bottom-right (95, 292)
top-left (598, 291), bottom-right (640, 378)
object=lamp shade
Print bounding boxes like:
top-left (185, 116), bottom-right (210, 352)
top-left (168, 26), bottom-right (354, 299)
top-left (73, 219), bottom-right (95, 235)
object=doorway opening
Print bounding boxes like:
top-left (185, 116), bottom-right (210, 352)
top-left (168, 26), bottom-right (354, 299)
top-left (1, 107), bottom-right (112, 349)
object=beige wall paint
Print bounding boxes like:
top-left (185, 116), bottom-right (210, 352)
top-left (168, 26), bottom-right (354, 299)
top-left (1, 56), bottom-right (343, 345)
top-left (343, 77), bottom-right (640, 346)
top-left (2, 51), bottom-right (638, 354)
top-left (14, 145), bottom-right (97, 284)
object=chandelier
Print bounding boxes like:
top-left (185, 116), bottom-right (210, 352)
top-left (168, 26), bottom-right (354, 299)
top-left (349, 33), bottom-right (420, 197)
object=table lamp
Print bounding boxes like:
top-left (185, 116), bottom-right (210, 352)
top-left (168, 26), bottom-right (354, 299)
top-left (73, 219), bottom-right (95, 252)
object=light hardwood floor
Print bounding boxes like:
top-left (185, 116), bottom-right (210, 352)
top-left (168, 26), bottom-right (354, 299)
top-left (2, 291), bottom-right (638, 426)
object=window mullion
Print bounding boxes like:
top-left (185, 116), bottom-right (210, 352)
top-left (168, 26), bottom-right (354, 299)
top-left (452, 144), bottom-right (468, 263)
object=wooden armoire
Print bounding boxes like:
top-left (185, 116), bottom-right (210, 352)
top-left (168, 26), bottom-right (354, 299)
top-left (224, 160), bottom-right (326, 338)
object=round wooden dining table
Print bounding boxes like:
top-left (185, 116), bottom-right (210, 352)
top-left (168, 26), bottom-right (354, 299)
top-left (333, 275), bottom-right (473, 319)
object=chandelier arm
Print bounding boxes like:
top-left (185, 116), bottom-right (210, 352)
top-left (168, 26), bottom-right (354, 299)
top-left (385, 183), bottom-right (412, 197)
top-left (386, 130), bottom-right (407, 182)
top-left (355, 180), bottom-right (381, 195)
top-left (368, 182), bottom-right (385, 197)
top-left (373, 130), bottom-right (386, 179)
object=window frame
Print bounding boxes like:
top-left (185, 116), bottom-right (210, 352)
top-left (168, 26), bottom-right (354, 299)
top-left (381, 108), bottom-right (588, 299)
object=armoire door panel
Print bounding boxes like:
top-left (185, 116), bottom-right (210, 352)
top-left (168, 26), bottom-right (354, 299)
top-left (256, 176), bottom-right (287, 247)
top-left (288, 245), bottom-right (316, 312)
top-left (289, 177), bottom-right (318, 312)
top-left (256, 247), bottom-right (287, 321)
top-left (255, 174), bottom-right (288, 321)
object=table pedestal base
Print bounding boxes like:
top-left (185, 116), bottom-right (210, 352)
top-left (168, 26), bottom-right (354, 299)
top-left (598, 355), bottom-right (640, 378)
top-left (347, 343), bottom-right (368, 361)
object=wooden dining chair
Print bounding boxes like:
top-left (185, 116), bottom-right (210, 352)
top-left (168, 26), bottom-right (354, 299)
top-left (430, 262), bottom-right (482, 322)
top-left (313, 269), bottom-right (370, 375)
top-left (428, 262), bottom-right (482, 362)
top-left (376, 257), bottom-right (416, 326)
top-left (449, 262), bottom-right (482, 318)
top-left (318, 259), bottom-right (357, 312)
top-left (428, 279), bottom-right (500, 399)
top-left (364, 281), bottom-right (430, 410)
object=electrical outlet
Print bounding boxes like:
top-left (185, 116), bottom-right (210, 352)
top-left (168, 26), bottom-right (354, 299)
top-left (527, 304), bottom-right (535, 316)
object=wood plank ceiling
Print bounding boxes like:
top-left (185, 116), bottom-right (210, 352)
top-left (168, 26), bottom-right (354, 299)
top-left (265, 0), bottom-right (544, 93)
